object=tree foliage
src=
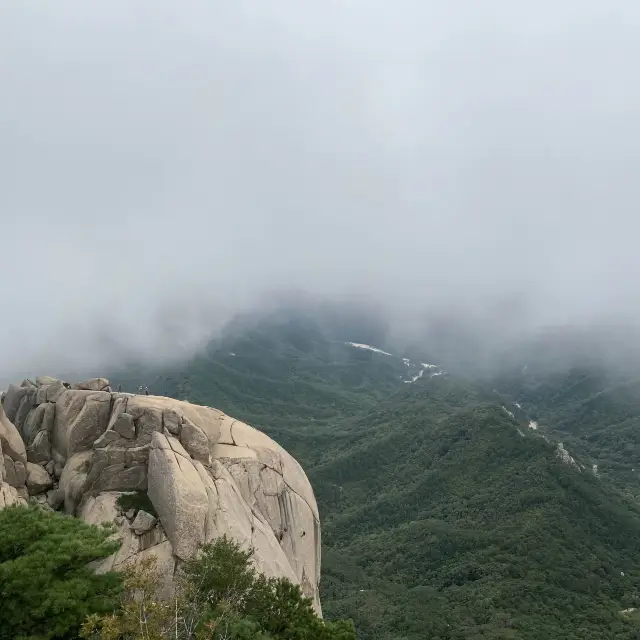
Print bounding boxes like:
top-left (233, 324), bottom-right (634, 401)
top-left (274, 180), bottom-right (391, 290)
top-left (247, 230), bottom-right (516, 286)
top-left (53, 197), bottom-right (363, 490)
top-left (109, 313), bottom-right (640, 638)
top-left (82, 536), bottom-right (356, 640)
top-left (0, 504), bottom-right (123, 640)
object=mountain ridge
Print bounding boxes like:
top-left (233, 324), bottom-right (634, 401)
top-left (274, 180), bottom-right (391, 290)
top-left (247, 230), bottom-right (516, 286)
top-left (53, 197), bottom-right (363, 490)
top-left (98, 312), bottom-right (640, 638)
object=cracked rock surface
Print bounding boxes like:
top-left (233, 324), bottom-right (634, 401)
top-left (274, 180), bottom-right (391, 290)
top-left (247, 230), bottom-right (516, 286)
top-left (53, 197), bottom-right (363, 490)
top-left (0, 377), bottom-right (322, 614)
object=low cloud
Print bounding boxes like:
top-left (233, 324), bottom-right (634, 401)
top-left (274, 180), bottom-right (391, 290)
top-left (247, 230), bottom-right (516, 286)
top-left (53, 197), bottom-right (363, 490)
top-left (1, 1), bottom-right (639, 380)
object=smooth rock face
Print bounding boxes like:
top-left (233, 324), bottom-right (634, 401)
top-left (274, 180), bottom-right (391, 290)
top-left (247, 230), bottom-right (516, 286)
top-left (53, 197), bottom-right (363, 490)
top-left (131, 510), bottom-right (157, 535)
top-left (148, 432), bottom-right (208, 560)
top-left (179, 419), bottom-right (210, 464)
top-left (3, 384), bottom-right (31, 425)
top-left (0, 378), bottom-right (323, 614)
top-left (0, 438), bottom-right (27, 507)
top-left (3, 456), bottom-right (26, 488)
top-left (0, 402), bottom-right (27, 463)
top-left (53, 390), bottom-right (111, 459)
top-left (27, 430), bottom-right (52, 464)
top-left (26, 462), bottom-right (53, 495)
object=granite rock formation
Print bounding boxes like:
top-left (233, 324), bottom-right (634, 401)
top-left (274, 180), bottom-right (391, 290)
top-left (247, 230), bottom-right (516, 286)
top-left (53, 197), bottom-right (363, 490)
top-left (0, 377), bottom-right (322, 613)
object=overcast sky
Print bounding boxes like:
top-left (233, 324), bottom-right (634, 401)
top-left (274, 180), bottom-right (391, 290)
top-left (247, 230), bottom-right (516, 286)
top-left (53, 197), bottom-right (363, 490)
top-left (1, 1), bottom-right (640, 378)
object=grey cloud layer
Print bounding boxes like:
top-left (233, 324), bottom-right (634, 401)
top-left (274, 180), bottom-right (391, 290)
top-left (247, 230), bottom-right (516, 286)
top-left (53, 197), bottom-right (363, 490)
top-left (1, 1), bottom-right (639, 377)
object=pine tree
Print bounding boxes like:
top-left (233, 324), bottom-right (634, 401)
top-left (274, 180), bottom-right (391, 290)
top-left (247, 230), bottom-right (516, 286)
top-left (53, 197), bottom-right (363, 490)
top-left (0, 504), bottom-right (123, 640)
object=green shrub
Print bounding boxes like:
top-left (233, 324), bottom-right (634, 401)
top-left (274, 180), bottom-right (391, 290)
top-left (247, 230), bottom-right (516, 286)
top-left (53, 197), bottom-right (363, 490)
top-left (0, 504), bottom-right (123, 640)
top-left (83, 535), bottom-right (356, 640)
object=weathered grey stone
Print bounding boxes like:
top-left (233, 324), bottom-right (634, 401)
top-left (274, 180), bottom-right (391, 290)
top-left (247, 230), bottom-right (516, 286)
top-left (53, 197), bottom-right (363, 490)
top-left (36, 376), bottom-right (59, 387)
top-left (53, 390), bottom-right (111, 458)
top-left (131, 510), bottom-right (156, 535)
top-left (27, 430), bottom-right (52, 465)
top-left (3, 456), bottom-right (26, 488)
top-left (163, 409), bottom-right (182, 435)
top-left (139, 524), bottom-right (167, 550)
top-left (88, 464), bottom-right (147, 494)
top-left (125, 508), bottom-right (136, 520)
top-left (125, 445), bottom-right (150, 466)
top-left (52, 448), bottom-right (66, 467)
top-left (4, 456), bottom-right (16, 485)
top-left (179, 418), bottom-right (210, 464)
top-left (127, 401), bottom-right (163, 445)
top-left (105, 395), bottom-right (126, 428)
top-left (77, 491), bottom-right (121, 526)
top-left (14, 387), bottom-right (37, 432)
top-left (45, 460), bottom-right (55, 476)
top-left (3, 384), bottom-right (29, 423)
top-left (26, 462), bottom-right (53, 495)
top-left (47, 487), bottom-right (65, 509)
top-left (113, 413), bottom-right (135, 439)
top-left (0, 481), bottom-right (26, 508)
top-left (21, 379), bottom-right (35, 388)
top-left (22, 403), bottom-right (55, 445)
top-left (93, 430), bottom-right (121, 447)
top-left (0, 402), bottom-right (27, 463)
top-left (65, 473), bottom-right (88, 514)
top-left (35, 385), bottom-right (49, 405)
top-left (59, 450), bottom-right (92, 512)
top-left (23, 404), bottom-right (45, 443)
top-left (73, 378), bottom-right (110, 391)
top-left (47, 380), bottom-right (67, 403)
top-left (148, 432), bottom-right (208, 560)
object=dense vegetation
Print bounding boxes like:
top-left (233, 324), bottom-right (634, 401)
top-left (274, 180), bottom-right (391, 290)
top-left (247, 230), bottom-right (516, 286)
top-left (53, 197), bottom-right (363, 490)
top-left (1, 506), bottom-right (354, 640)
top-left (314, 379), bottom-right (640, 639)
top-left (83, 535), bottom-right (355, 640)
top-left (0, 504), bottom-right (122, 640)
top-left (493, 362), bottom-right (640, 501)
top-left (105, 312), bottom-right (640, 638)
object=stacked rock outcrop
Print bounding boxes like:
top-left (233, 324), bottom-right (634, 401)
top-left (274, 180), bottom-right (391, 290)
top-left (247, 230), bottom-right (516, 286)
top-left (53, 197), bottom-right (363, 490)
top-left (0, 377), bottom-right (321, 614)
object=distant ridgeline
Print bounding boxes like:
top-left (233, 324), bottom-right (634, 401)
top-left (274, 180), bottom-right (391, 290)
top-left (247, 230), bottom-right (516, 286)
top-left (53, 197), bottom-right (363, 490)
top-left (103, 312), bottom-right (640, 639)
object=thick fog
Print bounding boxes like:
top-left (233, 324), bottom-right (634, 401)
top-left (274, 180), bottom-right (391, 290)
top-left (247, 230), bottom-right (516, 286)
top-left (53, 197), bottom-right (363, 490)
top-left (1, 1), bottom-right (640, 380)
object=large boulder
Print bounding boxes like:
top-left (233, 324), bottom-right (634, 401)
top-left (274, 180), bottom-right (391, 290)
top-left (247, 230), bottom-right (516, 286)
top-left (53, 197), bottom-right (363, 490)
top-left (25, 462), bottom-right (53, 495)
top-left (0, 481), bottom-right (25, 508)
top-left (0, 438), bottom-right (27, 507)
top-left (0, 402), bottom-right (27, 463)
top-left (3, 456), bottom-right (26, 488)
top-left (27, 430), bottom-right (52, 465)
top-left (0, 379), bottom-right (323, 614)
top-left (53, 390), bottom-right (111, 459)
top-left (2, 384), bottom-right (30, 424)
top-left (58, 451), bottom-right (92, 514)
top-left (22, 402), bottom-right (55, 446)
top-left (72, 378), bottom-right (111, 391)
top-left (148, 432), bottom-right (208, 560)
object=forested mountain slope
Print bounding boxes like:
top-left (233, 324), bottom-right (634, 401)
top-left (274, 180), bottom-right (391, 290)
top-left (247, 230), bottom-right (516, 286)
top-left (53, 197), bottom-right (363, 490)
top-left (108, 313), bottom-right (440, 464)
top-left (493, 350), bottom-right (640, 501)
top-left (107, 314), bottom-right (640, 639)
top-left (312, 377), bottom-right (640, 639)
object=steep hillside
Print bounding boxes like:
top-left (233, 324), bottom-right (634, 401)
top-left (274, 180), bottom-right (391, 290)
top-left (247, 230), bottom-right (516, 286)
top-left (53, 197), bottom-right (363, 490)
top-left (106, 315), bottom-right (640, 638)
top-left (493, 359), bottom-right (640, 501)
top-left (312, 377), bottom-right (640, 639)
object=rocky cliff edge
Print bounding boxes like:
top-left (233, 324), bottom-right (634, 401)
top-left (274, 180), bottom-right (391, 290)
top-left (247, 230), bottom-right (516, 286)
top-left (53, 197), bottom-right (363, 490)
top-left (0, 377), bottom-right (321, 614)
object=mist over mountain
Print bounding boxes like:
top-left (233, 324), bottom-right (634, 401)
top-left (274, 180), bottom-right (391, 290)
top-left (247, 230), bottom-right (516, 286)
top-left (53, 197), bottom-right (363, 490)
top-left (2, 1), bottom-right (640, 382)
